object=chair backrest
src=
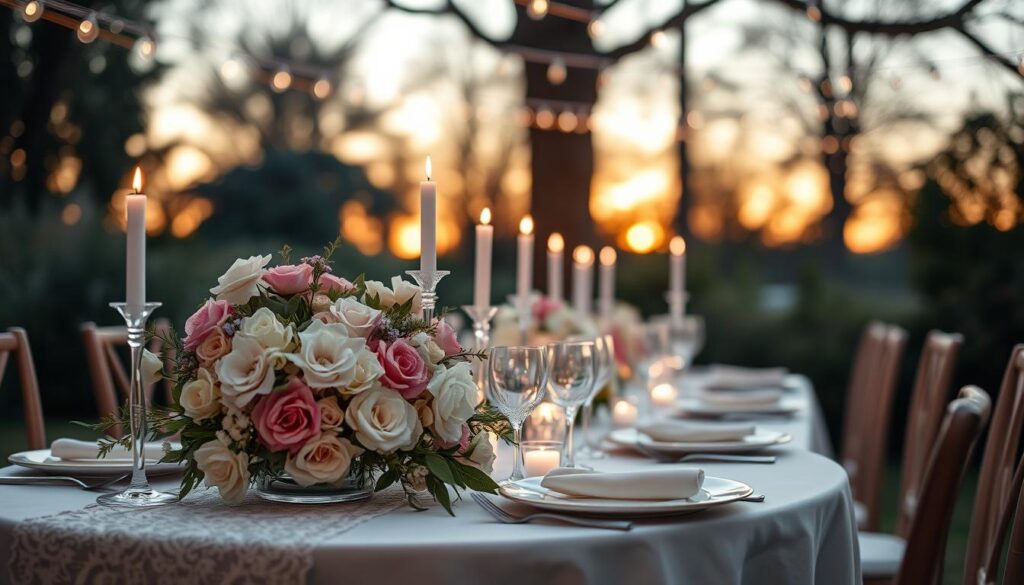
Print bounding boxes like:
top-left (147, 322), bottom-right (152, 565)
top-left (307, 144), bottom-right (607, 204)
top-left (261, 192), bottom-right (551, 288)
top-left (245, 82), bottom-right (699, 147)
top-left (0, 328), bottom-right (45, 449)
top-left (895, 330), bottom-right (964, 538)
top-left (81, 319), bottom-right (174, 438)
top-left (1000, 456), bottom-right (1024, 585)
top-left (965, 345), bottom-right (1024, 584)
top-left (841, 321), bottom-right (908, 531)
top-left (895, 386), bottom-right (990, 585)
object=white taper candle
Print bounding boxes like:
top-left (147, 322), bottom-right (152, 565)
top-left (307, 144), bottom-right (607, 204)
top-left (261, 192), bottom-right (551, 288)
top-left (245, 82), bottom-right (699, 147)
top-left (598, 246), bottom-right (616, 320)
top-left (419, 156), bottom-right (437, 275)
top-left (547, 233), bottom-right (564, 301)
top-left (126, 167), bottom-right (146, 309)
top-left (473, 208), bottom-right (493, 308)
top-left (572, 245), bottom-right (594, 316)
top-left (516, 215), bottom-right (534, 301)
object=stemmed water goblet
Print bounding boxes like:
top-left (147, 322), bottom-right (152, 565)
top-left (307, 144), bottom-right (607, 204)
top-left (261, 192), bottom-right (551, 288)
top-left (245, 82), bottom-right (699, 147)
top-left (486, 346), bottom-right (548, 482)
top-left (578, 334), bottom-right (615, 459)
top-left (630, 322), bottom-right (670, 418)
top-left (545, 341), bottom-right (595, 468)
top-left (666, 315), bottom-right (706, 372)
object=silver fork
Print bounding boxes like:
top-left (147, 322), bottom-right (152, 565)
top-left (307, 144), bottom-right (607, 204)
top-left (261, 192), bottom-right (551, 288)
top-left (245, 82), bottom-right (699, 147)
top-left (471, 493), bottom-right (633, 531)
top-left (636, 445), bottom-right (776, 465)
top-left (0, 473), bottom-right (130, 491)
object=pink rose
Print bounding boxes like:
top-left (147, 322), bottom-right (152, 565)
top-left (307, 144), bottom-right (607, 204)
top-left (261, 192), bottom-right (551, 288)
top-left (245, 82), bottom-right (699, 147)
top-left (195, 327), bottom-right (231, 366)
top-left (439, 425), bottom-right (470, 451)
top-left (262, 264), bottom-right (314, 296)
top-left (375, 339), bottom-right (429, 399)
top-left (317, 273), bottom-right (353, 295)
top-left (184, 299), bottom-right (233, 352)
top-left (433, 320), bottom-right (462, 356)
top-left (251, 378), bottom-right (321, 454)
top-left (532, 296), bottom-right (562, 322)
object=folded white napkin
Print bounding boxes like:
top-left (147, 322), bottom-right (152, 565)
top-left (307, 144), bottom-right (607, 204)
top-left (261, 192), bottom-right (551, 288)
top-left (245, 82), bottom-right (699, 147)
top-left (703, 365), bottom-right (789, 390)
top-left (697, 388), bottom-right (784, 408)
top-left (638, 420), bottom-right (754, 443)
top-left (540, 467), bottom-right (704, 500)
top-left (50, 438), bottom-right (166, 461)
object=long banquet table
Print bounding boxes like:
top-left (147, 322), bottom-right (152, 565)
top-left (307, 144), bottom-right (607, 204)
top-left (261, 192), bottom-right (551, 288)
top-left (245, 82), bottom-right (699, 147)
top-left (0, 374), bottom-right (859, 585)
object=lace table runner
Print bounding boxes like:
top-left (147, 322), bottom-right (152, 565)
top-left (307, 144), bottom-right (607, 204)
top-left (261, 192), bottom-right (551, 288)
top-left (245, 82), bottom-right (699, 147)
top-left (9, 487), bottom-right (406, 585)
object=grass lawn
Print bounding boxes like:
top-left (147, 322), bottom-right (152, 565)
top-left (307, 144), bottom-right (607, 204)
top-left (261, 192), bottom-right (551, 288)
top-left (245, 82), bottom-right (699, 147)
top-left (0, 418), bottom-right (979, 583)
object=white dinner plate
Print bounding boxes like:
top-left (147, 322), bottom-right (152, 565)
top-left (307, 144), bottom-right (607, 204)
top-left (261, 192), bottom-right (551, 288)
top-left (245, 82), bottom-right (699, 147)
top-left (607, 427), bottom-right (791, 455)
top-left (675, 397), bottom-right (805, 418)
top-left (8, 448), bottom-right (184, 477)
top-left (498, 475), bottom-right (754, 517)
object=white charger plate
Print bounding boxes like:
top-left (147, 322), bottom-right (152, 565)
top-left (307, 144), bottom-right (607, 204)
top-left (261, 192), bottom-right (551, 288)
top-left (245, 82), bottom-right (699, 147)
top-left (498, 475), bottom-right (754, 517)
top-left (675, 397), bottom-right (805, 418)
top-left (8, 449), bottom-right (184, 477)
top-left (607, 427), bottom-right (791, 455)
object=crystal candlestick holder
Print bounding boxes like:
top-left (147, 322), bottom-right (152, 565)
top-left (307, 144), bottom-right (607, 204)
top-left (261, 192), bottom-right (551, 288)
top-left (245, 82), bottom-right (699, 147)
top-left (97, 302), bottom-right (177, 508)
top-left (406, 270), bottom-right (449, 324)
top-left (462, 305), bottom-right (498, 404)
top-left (666, 290), bottom-right (689, 325)
top-left (508, 294), bottom-right (532, 346)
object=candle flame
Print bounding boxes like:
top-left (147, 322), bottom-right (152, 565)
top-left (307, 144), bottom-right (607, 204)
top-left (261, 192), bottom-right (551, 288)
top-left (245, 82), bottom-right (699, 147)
top-left (547, 232), bottom-right (564, 253)
top-left (573, 245), bottom-right (594, 265)
top-left (519, 214), bottom-right (534, 235)
top-left (600, 246), bottom-right (617, 265)
top-left (480, 207), bottom-right (491, 225)
top-left (131, 166), bottom-right (143, 193)
top-left (670, 235), bottom-right (686, 255)
top-left (425, 155), bottom-right (432, 181)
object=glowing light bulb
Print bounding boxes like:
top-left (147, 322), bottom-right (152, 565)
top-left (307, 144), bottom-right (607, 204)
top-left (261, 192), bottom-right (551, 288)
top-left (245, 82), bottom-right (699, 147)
top-left (22, 0), bottom-right (43, 23)
top-left (546, 58), bottom-right (567, 86)
top-left (271, 68), bottom-right (292, 92)
top-left (312, 78), bottom-right (332, 99)
top-left (77, 12), bottom-right (99, 44)
top-left (527, 0), bottom-right (548, 20)
top-left (136, 35), bottom-right (156, 59)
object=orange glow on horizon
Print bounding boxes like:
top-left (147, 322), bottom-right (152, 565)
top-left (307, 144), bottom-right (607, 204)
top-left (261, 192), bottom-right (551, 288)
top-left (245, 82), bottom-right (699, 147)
top-left (623, 220), bottom-right (665, 254)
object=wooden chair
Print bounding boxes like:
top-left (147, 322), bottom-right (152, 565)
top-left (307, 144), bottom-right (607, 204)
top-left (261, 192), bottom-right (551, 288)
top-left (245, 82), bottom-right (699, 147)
top-left (0, 328), bottom-right (45, 450)
top-left (894, 331), bottom-right (964, 538)
top-left (81, 319), bottom-right (174, 438)
top-left (1000, 457), bottom-right (1024, 584)
top-left (891, 386), bottom-right (991, 585)
top-left (842, 321), bottom-right (908, 532)
top-left (964, 345), bottom-right (1024, 585)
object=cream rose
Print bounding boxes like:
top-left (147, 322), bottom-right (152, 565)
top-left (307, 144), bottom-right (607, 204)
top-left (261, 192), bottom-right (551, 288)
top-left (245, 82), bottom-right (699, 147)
top-left (195, 438), bottom-right (250, 504)
top-left (460, 431), bottom-right (496, 475)
top-left (181, 367), bottom-right (220, 420)
top-left (210, 254), bottom-right (271, 305)
top-left (284, 433), bottom-right (363, 486)
top-left (343, 349), bottom-right (385, 395)
top-left (427, 362), bottom-right (478, 444)
top-left (363, 280), bottom-right (395, 307)
top-left (286, 320), bottom-right (364, 389)
top-left (346, 387), bottom-right (423, 453)
top-left (141, 349), bottom-right (163, 387)
top-left (318, 396), bottom-right (345, 430)
top-left (389, 276), bottom-right (422, 314)
top-left (216, 334), bottom-right (276, 407)
top-left (240, 307), bottom-right (294, 350)
top-left (196, 328), bottom-right (231, 366)
top-left (330, 296), bottom-right (381, 338)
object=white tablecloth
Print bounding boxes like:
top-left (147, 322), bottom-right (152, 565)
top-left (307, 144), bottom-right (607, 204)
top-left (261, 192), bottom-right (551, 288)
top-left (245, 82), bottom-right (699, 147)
top-left (1, 375), bottom-right (859, 585)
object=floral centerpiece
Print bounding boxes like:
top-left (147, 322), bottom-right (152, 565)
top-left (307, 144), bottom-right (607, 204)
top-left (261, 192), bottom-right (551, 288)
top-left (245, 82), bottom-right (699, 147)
top-left (98, 240), bottom-right (509, 513)
top-left (491, 293), bottom-right (598, 347)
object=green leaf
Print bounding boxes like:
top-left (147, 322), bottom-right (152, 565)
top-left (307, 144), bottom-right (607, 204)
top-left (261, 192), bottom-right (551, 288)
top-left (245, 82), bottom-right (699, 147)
top-left (375, 468), bottom-right (399, 492)
top-left (454, 461), bottom-right (500, 493)
top-left (426, 475), bottom-right (454, 516)
top-left (424, 453), bottom-right (456, 485)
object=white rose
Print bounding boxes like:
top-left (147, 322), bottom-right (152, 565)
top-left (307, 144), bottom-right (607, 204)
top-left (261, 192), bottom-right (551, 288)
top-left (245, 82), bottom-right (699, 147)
top-left (427, 362), bottom-right (477, 444)
top-left (318, 396), bottom-right (344, 430)
top-left (216, 334), bottom-right (276, 407)
top-left (407, 332), bottom-right (442, 369)
top-left (195, 438), bottom-right (250, 504)
top-left (347, 387), bottom-right (423, 453)
top-left (221, 404), bottom-right (251, 442)
top-left (181, 367), bottom-right (220, 420)
top-left (363, 280), bottom-right (395, 307)
top-left (286, 320), bottom-right (364, 389)
top-left (141, 349), bottom-right (163, 387)
top-left (239, 307), bottom-right (294, 350)
top-left (210, 254), bottom-right (272, 305)
top-left (330, 296), bottom-right (382, 338)
top-left (344, 349), bottom-right (385, 395)
top-left (389, 276), bottom-right (422, 314)
top-left (284, 433), bottom-right (363, 486)
top-left (461, 431), bottom-right (496, 475)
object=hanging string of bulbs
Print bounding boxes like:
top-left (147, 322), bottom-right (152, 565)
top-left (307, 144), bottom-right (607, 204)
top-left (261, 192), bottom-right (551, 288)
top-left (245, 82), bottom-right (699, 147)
top-left (4, 0), bottom-right (1022, 125)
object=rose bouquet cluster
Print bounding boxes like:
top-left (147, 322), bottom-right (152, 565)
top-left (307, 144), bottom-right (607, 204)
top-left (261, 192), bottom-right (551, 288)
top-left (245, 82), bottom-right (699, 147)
top-left (491, 293), bottom-right (598, 347)
top-left (121, 242), bottom-right (509, 513)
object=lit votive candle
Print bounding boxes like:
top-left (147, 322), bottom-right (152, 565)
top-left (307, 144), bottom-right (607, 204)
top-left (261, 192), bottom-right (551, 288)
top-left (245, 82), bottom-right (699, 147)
top-left (522, 441), bottom-right (562, 477)
top-left (611, 399), bottom-right (639, 427)
top-left (650, 383), bottom-right (679, 408)
top-left (527, 401), bottom-right (564, 442)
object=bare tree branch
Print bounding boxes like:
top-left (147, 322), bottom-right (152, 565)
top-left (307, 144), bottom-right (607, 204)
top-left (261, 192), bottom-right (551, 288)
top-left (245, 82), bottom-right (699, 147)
top-left (954, 25), bottom-right (1023, 77)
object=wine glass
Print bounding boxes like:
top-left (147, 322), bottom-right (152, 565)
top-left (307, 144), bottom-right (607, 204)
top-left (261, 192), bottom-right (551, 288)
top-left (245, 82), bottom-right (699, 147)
top-left (545, 341), bottom-right (595, 468)
top-left (487, 346), bottom-right (548, 482)
top-left (579, 334), bottom-right (615, 458)
top-left (629, 322), bottom-right (669, 418)
top-left (667, 315), bottom-right (706, 371)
